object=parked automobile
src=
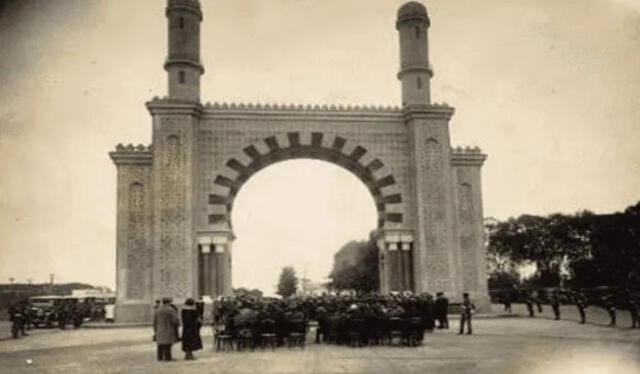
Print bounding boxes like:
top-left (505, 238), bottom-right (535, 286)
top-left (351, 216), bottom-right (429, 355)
top-left (29, 295), bottom-right (61, 328)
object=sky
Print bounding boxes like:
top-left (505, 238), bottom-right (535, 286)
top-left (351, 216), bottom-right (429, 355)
top-left (0, 0), bottom-right (639, 291)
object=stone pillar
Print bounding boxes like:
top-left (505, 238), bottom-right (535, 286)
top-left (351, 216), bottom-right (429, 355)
top-left (406, 104), bottom-right (462, 296)
top-left (197, 236), bottom-right (213, 297)
top-left (109, 144), bottom-right (154, 322)
top-left (147, 99), bottom-right (201, 303)
top-left (376, 230), bottom-right (415, 293)
top-left (452, 147), bottom-right (490, 310)
top-left (197, 231), bottom-right (234, 298)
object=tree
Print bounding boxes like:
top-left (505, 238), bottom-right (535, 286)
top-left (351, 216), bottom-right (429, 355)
top-left (276, 266), bottom-right (298, 298)
top-left (328, 240), bottom-right (379, 292)
top-left (569, 203), bottom-right (640, 290)
top-left (486, 211), bottom-right (594, 288)
top-left (487, 202), bottom-right (640, 291)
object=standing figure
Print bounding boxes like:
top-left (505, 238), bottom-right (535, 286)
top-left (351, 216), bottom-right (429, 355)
top-left (195, 297), bottom-right (205, 320)
top-left (181, 298), bottom-right (203, 360)
top-left (458, 293), bottom-right (475, 335)
top-left (502, 290), bottom-right (512, 314)
top-left (575, 292), bottom-right (588, 324)
top-left (315, 305), bottom-right (328, 343)
top-left (550, 291), bottom-right (561, 320)
top-left (57, 302), bottom-right (70, 330)
top-left (525, 293), bottom-right (535, 318)
top-left (627, 293), bottom-right (639, 329)
top-left (8, 303), bottom-right (25, 339)
top-left (534, 290), bottom-right (543, 313)
top-left (435, 292), bottom-right (449, 329)
top-left (602, 295), bottom-right (616, 326)
top-left (22, 301), bottom-right (33, 332)
top-left (153, 297), bottom-right (180, 362)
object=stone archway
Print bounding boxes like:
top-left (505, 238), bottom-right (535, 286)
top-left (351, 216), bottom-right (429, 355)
top-left (194, 130), bottom-right (409, 298)
top-left (109, 1), bottom-right (490, 322)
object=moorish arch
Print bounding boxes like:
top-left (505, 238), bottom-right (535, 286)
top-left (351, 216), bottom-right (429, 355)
top-left (109, 0), bottom-right (489, 322)
top-left (209, 133), bottom-right (404, 230)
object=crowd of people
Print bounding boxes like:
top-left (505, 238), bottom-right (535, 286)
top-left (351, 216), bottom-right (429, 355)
top-left (496, 288), bottom-right (640, 327)
top-left (151, 292), bottom-right (476, 361)
top-left (10, 287), bottom-right (637, 362)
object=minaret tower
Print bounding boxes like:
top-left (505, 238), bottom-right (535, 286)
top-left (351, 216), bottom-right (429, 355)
top-left (396, 2), bottom-right (432, 105)
top-left (165, 0), bottom-right (204, 102)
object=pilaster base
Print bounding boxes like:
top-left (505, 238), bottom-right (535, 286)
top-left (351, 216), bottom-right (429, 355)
top-left (115, 301), bottom-right (153, 323)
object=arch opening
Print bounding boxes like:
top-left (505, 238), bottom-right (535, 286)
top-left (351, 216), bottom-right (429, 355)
top-left (229, 159), bottom-right (378, 294)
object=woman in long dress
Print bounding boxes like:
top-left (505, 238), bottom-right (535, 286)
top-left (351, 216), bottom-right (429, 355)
top-left (181, 298), bottom-right (203, 360)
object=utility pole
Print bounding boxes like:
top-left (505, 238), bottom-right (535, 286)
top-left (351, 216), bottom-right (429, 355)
top-left (49, 273), bottom-right (55, 294)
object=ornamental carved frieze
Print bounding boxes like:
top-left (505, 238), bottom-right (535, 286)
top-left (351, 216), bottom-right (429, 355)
top-left (166, 135), bottom-right (181, 168)
top-left (126, 182), bottom-right (146, 299)
top-left (159, 131), bottom-right (189, 297)
top-left (459, 183), bottom-right (474, 224)
top-left (423, 138), bottom-right (445, 220)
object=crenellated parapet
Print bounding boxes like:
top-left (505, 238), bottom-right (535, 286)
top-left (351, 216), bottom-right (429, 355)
top-left (203, 101), bottom-right (403, 113)
top-left (146, 96), bottom-right (460, 119)
top-left (451, 146), bottom-right (487, 166)
top-left (109, 143), bottom-right (153, 166)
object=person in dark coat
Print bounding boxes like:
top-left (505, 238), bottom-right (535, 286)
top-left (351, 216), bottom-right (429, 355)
top-left (525, 293), bottom-right (535, 317)
top-left (575, 292), bottom-right (588, 324)
top-left (535, 290), bottom-right (543, 313)
top-left (181, 298), bottom-right (203, 360)
top-left (434, 292), bottom-right (449, 329)
top-left (502, 290), bottom-right (512, 314)
top-left (315, 306), bottom-right (328, 343)
top-left (153, 297), bottom-right (180, 361)
top-left (195, 297), bottom-right (205, 320)
top-left (550, 291), bottom-right (561, 320)
top-left (418, 294), bottom-right (435, 331)
top-left (626, 293), bottom-right (638, 329)
top-left (602, 295), bottom-right (616, 326)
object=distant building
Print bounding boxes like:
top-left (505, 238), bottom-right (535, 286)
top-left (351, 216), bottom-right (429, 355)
top-left (71, 289), bottom-right (116, 299)
top-left (297, 278), bottom-right (329, 297)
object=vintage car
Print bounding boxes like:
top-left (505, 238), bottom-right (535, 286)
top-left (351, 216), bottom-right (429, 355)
top-left (29, 295), bottom-right (93, 329)
top-left (58, 296), bottom-right (94, 328)
top-left (29, 295), bottom-right (61, 328)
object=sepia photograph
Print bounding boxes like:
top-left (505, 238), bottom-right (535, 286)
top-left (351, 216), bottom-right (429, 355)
top-left (0, 0), bottom-right (639, 373)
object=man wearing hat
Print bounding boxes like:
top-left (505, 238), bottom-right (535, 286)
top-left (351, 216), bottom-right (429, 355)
top-left (153, 297), bottom-right (180, 361)
top-left (434, 292), bottom-right (449, 329)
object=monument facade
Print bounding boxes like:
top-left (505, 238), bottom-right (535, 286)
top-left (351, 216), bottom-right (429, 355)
top-left (110, 0), bottom-right (488, 322)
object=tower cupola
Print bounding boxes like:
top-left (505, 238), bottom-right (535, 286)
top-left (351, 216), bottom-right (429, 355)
top-left (165, 0), bottom-right (204, 102)
top-left (396, 2), bottom-right (432, 105)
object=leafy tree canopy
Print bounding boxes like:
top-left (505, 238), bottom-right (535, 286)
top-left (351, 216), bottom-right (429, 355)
top-left (276, 266), bottom-right (298, 298)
